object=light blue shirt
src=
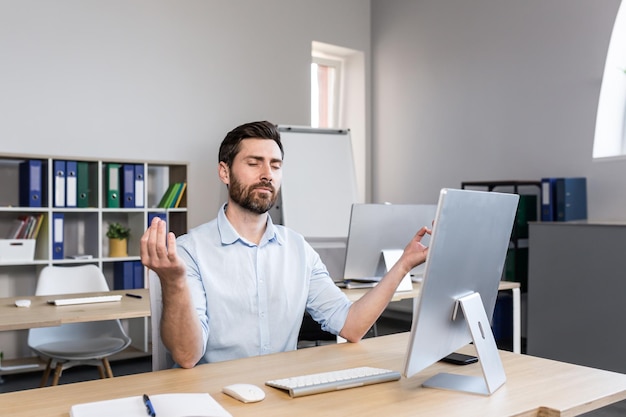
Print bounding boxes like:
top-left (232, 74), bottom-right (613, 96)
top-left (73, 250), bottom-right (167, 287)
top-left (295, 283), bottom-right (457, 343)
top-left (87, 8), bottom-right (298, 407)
top-left (175, 204), bottom-right (352, 364)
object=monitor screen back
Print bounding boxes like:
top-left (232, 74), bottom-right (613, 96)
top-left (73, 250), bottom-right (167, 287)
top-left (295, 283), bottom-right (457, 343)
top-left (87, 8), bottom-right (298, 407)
top-left (404, 188), bottom-right (519, 377)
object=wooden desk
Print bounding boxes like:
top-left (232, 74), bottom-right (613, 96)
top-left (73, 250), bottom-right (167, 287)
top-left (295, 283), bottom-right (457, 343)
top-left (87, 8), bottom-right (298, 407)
top-left (3, 332), bottom-right (626, 417)
top-left (0, 288), bottom-right (150, 331)
top-left (342, 281), bottom-right (521, 353)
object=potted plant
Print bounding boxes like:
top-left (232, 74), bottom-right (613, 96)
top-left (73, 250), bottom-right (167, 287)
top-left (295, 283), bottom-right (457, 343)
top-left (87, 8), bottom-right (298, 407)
top-left (107, 222), bottom-right (130, 257)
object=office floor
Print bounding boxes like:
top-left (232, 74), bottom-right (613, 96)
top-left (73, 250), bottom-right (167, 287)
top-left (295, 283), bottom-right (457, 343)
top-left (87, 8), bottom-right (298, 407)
top-left (1, 317), bottom-right (625, 416)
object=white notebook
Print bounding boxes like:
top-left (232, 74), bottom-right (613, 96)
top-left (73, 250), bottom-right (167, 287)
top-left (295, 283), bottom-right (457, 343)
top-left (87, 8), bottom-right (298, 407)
top-left (70, 393), bottom-right (232, 417)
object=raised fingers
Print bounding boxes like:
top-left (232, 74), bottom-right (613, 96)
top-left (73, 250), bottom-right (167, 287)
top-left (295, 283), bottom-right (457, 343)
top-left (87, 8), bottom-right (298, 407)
top-left (140, 217), bottom-right (168, 267)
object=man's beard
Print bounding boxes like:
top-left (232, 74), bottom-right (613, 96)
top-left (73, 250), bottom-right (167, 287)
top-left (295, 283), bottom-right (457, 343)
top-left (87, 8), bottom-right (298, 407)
top-left (229, 175), bottom-right (278, 215)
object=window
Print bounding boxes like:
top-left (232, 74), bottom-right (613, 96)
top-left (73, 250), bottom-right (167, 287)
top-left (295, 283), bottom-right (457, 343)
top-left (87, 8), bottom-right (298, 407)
top-left (311, 41), bottom-right (367, 202)
top-left (593, 1), bottom-right (626, 159)
top-left (311, 56), bottom-right (342, 128)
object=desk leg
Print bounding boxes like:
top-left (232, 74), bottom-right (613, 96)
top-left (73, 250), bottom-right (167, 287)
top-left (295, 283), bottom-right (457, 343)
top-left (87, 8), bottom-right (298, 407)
top-left (512, 287), bottom-right (521, 354)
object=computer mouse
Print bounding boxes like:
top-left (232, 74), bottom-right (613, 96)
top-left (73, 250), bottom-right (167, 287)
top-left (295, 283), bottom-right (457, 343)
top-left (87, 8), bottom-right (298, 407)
top-left (222, 383), bottom-right (266, 403)
top-left (15, 299), bottom-right (31, 308)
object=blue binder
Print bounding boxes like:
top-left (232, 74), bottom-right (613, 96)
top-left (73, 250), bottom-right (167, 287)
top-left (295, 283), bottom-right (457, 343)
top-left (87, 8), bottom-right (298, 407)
top-left (65, 161), bottom-right (78, 208)
top-left (19, 160), bottom-right (43, 207)
top-left (52, 212), bottom-right (64, 260)
top-left (134, 164), bottom-right (145, 208)
top-left (53, 160), bottom-right (66, 208)
top-left (133, 260), bottom-right (144, 289)
top-left (114, 261), bottom-right (134, 290)
top-left (121, 164), bottom-right (135, 208)
top-left (555, 177), bottom-right (587, 221)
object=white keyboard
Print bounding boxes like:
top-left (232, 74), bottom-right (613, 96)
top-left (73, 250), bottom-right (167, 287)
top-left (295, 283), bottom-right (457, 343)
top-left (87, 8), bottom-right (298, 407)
top-left (47, 294), bottom-right (123, 306)
top-left (265, 366), bottom-right (401, 398)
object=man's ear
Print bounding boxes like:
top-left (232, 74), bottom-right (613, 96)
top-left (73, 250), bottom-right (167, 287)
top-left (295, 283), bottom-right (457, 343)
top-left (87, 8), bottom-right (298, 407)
top-left (218, 162), bottom-right (230, 186)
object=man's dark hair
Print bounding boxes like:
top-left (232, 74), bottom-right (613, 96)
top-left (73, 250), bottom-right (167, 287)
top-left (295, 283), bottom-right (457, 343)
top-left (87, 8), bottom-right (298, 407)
top-left (218, 121), bottom-right (284, 167)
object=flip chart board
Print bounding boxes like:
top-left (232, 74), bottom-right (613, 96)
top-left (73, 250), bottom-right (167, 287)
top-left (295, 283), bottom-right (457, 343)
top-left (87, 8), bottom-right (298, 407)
top-left (278, 126), bottom-right (359, 239)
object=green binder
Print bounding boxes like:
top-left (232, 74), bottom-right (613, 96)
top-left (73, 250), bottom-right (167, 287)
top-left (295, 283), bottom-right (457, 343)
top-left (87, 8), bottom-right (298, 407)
top-left (77, 162), bottom-right (90, 208)
top-left (157, 183), bottom-right (177, 208)
top-left (106, 163), bottom-right (121, 208)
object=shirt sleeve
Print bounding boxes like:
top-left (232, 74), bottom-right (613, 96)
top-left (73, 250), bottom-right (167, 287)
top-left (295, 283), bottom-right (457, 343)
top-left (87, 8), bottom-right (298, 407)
top-left (176, 234), bottom-right (211, 357)
top-left (305, 245), bottom-right (352, 335)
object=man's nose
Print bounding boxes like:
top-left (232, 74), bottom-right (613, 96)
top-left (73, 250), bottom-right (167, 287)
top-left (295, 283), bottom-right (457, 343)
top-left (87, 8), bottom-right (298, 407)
top-left (260, 163), bottom-right (273, 182)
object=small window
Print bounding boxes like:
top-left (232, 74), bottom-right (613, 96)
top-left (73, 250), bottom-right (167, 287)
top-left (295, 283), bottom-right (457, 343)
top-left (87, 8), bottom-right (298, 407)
top-left (311, 41), bottom-right (367, 203)
top-left (311, 56), bottom-right (342, 128)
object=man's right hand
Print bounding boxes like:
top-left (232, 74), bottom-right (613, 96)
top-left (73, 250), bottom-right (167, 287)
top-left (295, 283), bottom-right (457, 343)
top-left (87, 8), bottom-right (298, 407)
top-left (141, 217), bottom-right (204, 368)
top-left (140, 217), bottom-right (186, 285)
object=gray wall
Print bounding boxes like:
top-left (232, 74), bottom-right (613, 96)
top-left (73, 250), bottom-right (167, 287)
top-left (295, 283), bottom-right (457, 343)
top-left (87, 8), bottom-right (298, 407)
top-left (371, 0), bottom-right (625, 221)
top-left (0, 0), bottom-right (371, 229)
top-left (2, 1), bottom-right (625, 225)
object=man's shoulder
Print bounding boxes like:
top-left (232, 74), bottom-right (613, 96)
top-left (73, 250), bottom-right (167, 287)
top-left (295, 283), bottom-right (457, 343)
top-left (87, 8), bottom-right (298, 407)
top-left (272, 224), bottom-right (315, 250)
top-left (272, 223), bottom-right (304, 239)
top-left (177, 219), bottom-right (218, 243)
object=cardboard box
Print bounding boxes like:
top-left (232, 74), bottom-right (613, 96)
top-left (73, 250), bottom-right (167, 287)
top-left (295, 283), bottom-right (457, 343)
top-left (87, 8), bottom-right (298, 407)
top-left (0, 239), bottom-right (36, 262)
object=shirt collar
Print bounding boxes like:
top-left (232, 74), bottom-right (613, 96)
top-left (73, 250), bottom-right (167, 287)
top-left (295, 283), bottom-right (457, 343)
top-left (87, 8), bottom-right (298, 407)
top-left (217, 203), bottom-right (283, 247)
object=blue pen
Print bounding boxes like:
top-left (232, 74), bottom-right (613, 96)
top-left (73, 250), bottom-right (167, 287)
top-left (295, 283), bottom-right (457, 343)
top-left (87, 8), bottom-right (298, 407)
top-left (143, 394), bottom-right (156, 417)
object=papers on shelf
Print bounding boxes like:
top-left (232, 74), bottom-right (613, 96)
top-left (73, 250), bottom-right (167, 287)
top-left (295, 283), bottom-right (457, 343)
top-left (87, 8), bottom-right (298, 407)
top-left (339, 274), bottom-right (421, 289)
top-left (70, 393), bottom-right (232, 417)
top-left (340, 277), bottom-right (381, 289)
top-left (344, 280), bottom-right (378, 289)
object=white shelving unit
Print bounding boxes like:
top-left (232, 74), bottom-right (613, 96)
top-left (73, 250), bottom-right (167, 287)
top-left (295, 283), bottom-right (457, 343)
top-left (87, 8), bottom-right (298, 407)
top-left (0, 153), bottom-right (187, 371)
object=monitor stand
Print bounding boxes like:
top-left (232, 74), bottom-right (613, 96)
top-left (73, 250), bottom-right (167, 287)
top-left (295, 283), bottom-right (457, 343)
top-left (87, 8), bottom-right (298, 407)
top-left (422, 292), bottom-right (506, 395)
top-left (379, 249), bottom-right (413, 292)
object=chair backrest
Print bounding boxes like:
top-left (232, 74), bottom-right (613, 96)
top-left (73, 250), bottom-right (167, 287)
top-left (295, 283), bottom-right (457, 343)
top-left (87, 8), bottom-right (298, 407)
top-left (149, 269), bottom-right (175, 371)
top-left (35, 264), bottom-right (110, 296)
top-left (28, 264), bottom-right (131, 357)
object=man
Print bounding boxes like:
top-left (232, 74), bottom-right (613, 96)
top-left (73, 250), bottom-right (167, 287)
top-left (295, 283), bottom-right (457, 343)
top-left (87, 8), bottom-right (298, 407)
top-left (141, 121), bottom-right (430, 368)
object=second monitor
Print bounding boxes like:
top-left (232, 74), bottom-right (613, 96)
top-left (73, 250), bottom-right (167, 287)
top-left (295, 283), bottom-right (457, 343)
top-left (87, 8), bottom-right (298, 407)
top-left (343, 203), bottom-right (437, 288)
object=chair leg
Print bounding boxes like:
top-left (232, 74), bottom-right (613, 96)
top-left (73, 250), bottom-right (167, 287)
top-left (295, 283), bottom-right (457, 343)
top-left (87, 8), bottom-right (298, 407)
top-left (39, 358), bottom-right (53, 388)
top-left (51, 362), bottom-right (63, 386)
top-left (97, 365), bottom-right (105, 379)
top-left (102, 358), bottom-right (113, 378)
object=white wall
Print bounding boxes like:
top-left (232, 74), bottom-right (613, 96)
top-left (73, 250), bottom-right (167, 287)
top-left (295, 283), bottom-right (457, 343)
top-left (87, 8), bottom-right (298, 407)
top-left (4, 1), bottom-right (622, 224)
top-left (0, 0), bottom-right (371, 229)
top-left (371, 0), bottom-right (625, 221)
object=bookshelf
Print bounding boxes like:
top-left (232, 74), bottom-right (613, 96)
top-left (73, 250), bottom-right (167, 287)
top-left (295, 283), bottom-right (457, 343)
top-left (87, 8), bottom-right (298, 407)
top-left (0, 153), bottom-right (188, 371)
top-left (460, 180), bottom-right (540, 291)
top-left (461, 180), bottom-right (541, 353)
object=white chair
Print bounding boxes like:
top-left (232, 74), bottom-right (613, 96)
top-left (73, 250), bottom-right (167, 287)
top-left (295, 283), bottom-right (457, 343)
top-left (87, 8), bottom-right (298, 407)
top-left (28, 265), bottom-right (131, 386)
top-left (148, 269), bottom-right (175, 371)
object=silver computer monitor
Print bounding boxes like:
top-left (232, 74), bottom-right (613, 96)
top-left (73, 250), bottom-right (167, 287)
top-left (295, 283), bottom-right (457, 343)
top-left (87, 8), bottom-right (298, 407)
top-left (403, 188), bottom-right (519, 395)
top-left (343, 203), bottom-right (437, 281)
